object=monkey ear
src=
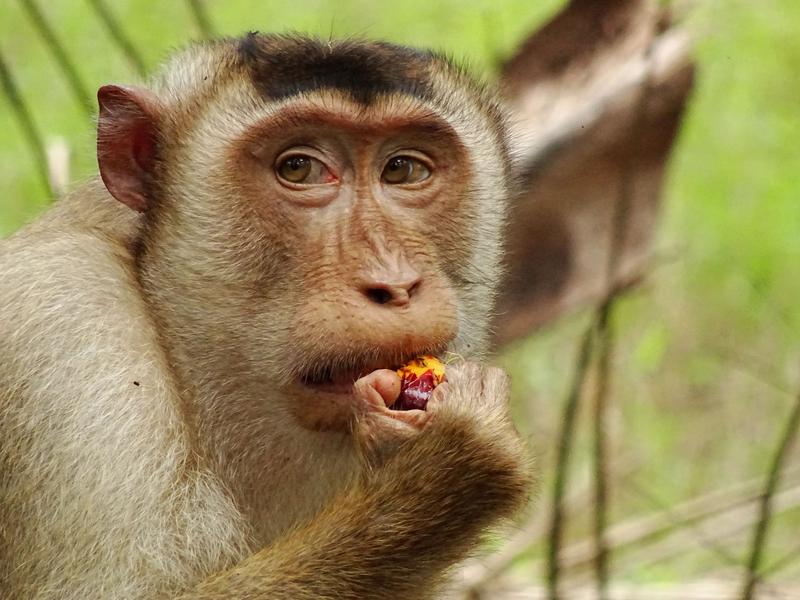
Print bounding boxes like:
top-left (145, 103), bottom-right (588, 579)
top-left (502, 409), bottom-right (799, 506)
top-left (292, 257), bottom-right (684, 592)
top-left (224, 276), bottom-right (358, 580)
top-left (97, 85), bottom-right (160, 213)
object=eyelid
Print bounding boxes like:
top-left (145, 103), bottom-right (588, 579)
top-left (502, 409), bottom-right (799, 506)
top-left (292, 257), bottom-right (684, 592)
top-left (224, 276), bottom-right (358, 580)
top-left (381, 152), bottom-right (433, 185)
top-left (274, 145), bottom-right (328, 167)
top-left (385, 149), bottom-right (434, 170)
top-left (274, 147), bottom-right (337, 186)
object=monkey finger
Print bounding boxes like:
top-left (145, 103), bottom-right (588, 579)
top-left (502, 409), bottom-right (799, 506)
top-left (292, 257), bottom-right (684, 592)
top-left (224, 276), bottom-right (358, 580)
top-left (425, 381), bottom-right (452, 414)
top-left (383, 407), bottom-right (429, 428)
top-left (353, 411), bottom-right (424, 461)
top-left (442, 362), bottom-right (483, 386)
top-left (353, 369), bottom-right (401, 410)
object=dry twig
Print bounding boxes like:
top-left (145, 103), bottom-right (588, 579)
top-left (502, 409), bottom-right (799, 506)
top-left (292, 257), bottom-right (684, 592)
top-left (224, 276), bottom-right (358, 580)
top-left (740, 390), bottom-right (800, 599)
top-left (546, 319), bottom-right (595, 600)
top-left (546, 476), bottom-right (800, 576)
top-left (615, 485), bottom-right (800, 580)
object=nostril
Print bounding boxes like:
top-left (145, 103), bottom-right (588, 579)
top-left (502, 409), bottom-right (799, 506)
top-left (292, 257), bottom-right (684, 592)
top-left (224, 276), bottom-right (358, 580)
top-left (365, 287), bottom-right (393, 305)
top-left (361, 276), bottom-right (421, 307)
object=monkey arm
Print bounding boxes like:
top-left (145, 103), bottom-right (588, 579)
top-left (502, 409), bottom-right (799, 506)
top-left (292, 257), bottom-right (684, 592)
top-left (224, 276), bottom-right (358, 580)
top-left (184, 414), bottom-right (531, 600)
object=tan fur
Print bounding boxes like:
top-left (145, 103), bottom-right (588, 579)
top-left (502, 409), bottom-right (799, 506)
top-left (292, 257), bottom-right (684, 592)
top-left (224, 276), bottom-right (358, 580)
top-left (0, 35), bottom-right (531, 599)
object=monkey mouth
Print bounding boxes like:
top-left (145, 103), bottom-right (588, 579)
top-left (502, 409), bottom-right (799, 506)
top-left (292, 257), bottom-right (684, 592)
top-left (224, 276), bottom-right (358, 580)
top-left (290, 344), bottom-right (449, 432)
top-left (299, 368), bottom-right (367, 394)
top-left (298, 362), bottom-right (390, 393)
top-left (296, 346), bottom-right (444, 395)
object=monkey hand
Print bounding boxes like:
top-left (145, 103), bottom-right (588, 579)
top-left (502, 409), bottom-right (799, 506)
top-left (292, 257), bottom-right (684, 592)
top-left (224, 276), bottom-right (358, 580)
top-left (426, 362), bottom-right (517, 431)
top-left (414, 362), bottom-right (533, 521)
top-left (344, 361), bottom-right (532, 580)
top-left (427, 361), bottom-right (532, 494)
top-left (355, 362), bottom-right (532, 512)
top-left (352, 369), bottom-right (430, 461)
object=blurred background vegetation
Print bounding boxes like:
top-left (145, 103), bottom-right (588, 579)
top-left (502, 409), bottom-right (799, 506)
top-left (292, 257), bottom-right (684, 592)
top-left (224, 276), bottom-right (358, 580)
top-left (1, 0), bottom-right (798, 595)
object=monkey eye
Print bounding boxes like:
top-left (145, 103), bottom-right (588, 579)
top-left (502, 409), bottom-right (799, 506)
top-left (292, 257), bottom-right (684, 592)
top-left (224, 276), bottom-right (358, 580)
top-left (381, 156), bottom-right (431, 184)
top-left (276, 155), bottom-right (333, 185)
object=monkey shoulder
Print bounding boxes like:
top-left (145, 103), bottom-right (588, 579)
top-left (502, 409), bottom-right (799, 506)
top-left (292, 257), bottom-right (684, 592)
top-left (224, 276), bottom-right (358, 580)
top-left (0, 182), bottom-right (178, 507)
top-left (0, 190), bottom-right (251, 597)
top-left (1, 183), bottom-right (141, 332)
top-left (0, 184), bottom-right (176, 475)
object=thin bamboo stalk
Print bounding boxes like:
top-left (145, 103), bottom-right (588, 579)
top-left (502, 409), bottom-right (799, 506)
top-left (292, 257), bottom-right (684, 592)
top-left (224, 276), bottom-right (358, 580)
top-left (85, 0), bottom-right (147, 77)
top-left (186, 0), bottom-right (215, 39)
top-left (17, 0), bottom-right (93, 115)
top-left (546, 320), bottom-right (595, 600)
top-left (0, 51), bottom-right (52, 198)
top-left (740, 391), bottom-right (800, 599)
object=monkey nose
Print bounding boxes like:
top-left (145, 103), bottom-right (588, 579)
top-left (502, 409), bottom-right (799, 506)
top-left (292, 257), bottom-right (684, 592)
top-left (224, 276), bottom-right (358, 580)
top-left (361, 276), bottom-right (421, 307)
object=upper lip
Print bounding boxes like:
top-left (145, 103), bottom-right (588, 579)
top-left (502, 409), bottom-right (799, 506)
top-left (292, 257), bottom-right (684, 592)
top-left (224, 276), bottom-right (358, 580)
top-left (299, 359), bottom-right (395, 387)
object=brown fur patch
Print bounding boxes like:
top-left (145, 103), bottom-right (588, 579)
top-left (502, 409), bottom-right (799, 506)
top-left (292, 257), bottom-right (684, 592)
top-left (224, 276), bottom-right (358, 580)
top-left (238, 33), bottom-right (437, 105)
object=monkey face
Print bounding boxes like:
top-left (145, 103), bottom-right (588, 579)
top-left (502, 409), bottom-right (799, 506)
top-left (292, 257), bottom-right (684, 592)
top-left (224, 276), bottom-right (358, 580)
top-left (98, 35), bottom-right (511, 431)
top-left (211, 96), bottom-right (470, 429)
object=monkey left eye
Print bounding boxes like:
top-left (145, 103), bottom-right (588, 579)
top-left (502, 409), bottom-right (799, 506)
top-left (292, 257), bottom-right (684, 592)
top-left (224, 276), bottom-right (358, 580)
top-left (276, 155), bottom-right (333, 185)
top-left (382, 156), bottom-right (431, 184)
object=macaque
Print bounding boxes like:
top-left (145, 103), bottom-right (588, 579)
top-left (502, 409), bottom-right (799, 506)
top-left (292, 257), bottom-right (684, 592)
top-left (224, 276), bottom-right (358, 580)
top-left (0, 34), bottom-right (531, 599)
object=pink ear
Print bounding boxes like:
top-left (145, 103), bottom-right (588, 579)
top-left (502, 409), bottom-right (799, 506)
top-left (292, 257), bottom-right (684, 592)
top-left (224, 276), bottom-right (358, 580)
top-left (97, 85), bottom-right (160, 212)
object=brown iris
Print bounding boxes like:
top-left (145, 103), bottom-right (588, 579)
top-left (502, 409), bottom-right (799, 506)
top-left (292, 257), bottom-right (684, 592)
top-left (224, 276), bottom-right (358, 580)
top-left (382, 156), bottom-right (431, 184)
top-left (277, 155), bottom-right (329, 184)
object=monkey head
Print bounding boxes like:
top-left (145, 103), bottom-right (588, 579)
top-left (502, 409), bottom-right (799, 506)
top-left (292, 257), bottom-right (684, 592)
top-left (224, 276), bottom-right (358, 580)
top-left (96, 34), bottom-right (513, 430)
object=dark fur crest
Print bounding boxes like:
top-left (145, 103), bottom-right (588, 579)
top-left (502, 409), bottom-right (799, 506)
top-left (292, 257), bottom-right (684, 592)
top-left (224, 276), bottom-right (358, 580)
top-left (238, 33), bottom-right (436, 105)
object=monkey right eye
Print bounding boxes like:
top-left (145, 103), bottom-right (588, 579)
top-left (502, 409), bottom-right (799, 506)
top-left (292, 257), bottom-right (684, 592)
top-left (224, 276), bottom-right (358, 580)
top-left (276, 155), bottom-right (333, 185)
